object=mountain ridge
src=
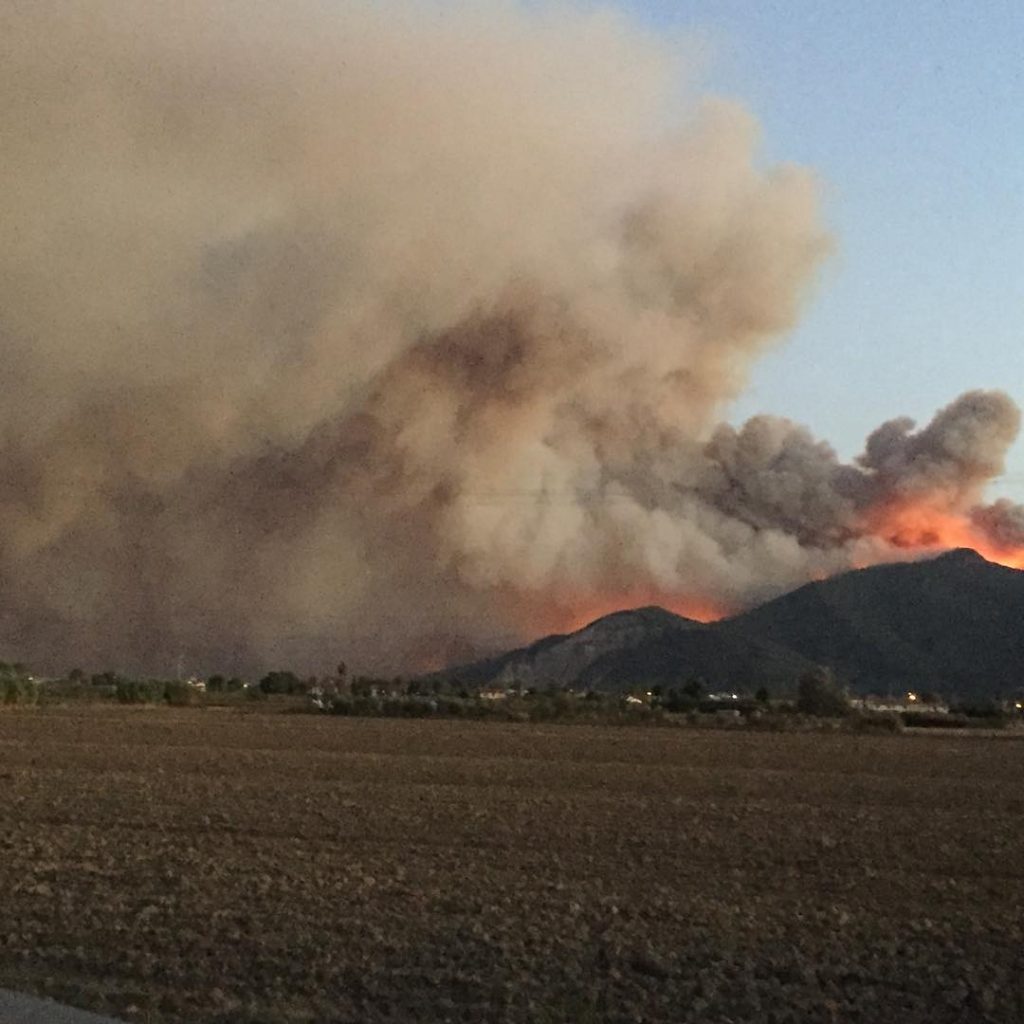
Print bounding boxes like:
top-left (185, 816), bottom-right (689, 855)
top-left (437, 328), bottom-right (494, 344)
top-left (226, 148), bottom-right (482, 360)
top-left (727, 548), bottom-right (1024, 696)
top-left (431, 550), bottom-right (1024, 698)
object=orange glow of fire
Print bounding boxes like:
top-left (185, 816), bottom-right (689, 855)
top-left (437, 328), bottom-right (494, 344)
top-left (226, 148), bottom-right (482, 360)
top-left (512, 502), bottom-right (1024, 649)
top-left (866, 502), bottom-right (1024, 571)
top-left (527, 587), bottom-right (730, 636)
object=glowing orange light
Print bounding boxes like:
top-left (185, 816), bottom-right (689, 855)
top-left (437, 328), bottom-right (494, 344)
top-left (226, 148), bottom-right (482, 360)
top-left (507, 499), bottom-right (1024, 651)
top-left (865, 501), bottom-right (1024, 571)
top-left (526, 586), bottom-right (730, 636)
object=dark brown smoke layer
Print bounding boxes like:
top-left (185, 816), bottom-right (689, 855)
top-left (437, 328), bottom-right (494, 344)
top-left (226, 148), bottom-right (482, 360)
top-left (2, 2), bottom-right (1020, 676)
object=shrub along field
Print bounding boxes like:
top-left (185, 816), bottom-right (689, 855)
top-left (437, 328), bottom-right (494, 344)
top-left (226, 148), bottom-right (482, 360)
top-left (1, 707), bottom-right (1023, 1023)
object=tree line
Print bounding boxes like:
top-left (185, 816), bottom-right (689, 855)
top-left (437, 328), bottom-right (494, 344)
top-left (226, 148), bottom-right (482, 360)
top-left (2, 659), bottom-right (1018, 730)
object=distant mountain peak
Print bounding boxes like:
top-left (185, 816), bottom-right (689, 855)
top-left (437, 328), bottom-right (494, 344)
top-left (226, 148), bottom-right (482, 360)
top-left (430, 549), bottom-right (1024, 699)
top-left (730, 545), bottom-right (1024, 698)
top-left (575, 605), bottom-right (697, 634)
top-left (430, 601), bottom-right (813, 693)
top-left (931, 547), bottom-right (987, 565)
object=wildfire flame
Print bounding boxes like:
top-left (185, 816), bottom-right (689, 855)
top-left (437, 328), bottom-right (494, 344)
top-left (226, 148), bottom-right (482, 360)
top-left (531, 505), bottom-right (1024, 641)
top-left (528, 587), bottom-right (730, 636)
top-left (867, 503), bottom-right (1024, 571)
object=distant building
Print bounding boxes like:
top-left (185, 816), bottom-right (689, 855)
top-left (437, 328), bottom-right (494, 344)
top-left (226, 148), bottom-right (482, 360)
top-left (850, 692), bottom-right (948, 714)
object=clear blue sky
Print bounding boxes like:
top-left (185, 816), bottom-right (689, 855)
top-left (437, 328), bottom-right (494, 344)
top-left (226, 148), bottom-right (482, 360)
top-left (616, 0), bottom-right (1024, 500)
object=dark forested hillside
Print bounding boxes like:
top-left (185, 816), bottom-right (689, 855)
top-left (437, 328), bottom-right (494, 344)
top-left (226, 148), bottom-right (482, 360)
top-left (723, 549), bottom-right (1024, 697)
top-left (434, 551), bottom-right (1024, 699)
top-left (431, 606), bottom-right (816, 693)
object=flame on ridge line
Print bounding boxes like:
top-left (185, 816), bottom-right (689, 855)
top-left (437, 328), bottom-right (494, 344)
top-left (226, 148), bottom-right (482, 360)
top-left (868, 503), bottom-right (1024, 571)
top-left (536, 508), bottom-right (1024, 637)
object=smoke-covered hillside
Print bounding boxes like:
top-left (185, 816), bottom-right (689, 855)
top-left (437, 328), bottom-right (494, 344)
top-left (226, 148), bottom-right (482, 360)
top-left (434, 550), bottom-right (1024, 699)
top-left (2, 2), bottom-right (1022, 677)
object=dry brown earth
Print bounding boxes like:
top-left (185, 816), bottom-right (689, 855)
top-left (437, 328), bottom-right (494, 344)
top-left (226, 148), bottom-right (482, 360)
top-left (2, 707), bottom-right (1023, 1023)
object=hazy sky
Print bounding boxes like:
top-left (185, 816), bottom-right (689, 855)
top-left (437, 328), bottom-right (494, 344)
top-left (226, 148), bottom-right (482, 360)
top-left (620, 0), bottom-right (1024, 500)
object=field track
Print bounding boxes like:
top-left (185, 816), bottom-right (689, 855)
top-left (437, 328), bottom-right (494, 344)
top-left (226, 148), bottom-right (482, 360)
top-left (2, 707), bottom-right (1024, 1023)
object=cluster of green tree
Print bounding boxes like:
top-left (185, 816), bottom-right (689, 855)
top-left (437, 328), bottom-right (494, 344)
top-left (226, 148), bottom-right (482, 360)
top-left (791, 669), bottom-right (1017, 730)
top-left (315, 681), bottom-right (778, 725)
top-left (8, 654), bottom-right (1020, 733)
top-left (903, 702), bottom-right (1015, 730)
top-left (795, 669), bottom-right (851, 717)
top-left (643, 680), bottom-right (773, 714)
top-left (1, 662), bottom-right (38, 705)
top-left (321, 689), bottom-right (646, 723)
top-left (114, 680), bottom-right (208, 706)
top-left (206, 675), bottom-right (246, 693)
top-left (14, 665), bottom-right (306, 705)
top-left (257, 670), bottom-right (311, 695)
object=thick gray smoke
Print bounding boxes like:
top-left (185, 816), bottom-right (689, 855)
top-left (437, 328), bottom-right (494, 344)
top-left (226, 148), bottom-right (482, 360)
top-left (2, 1), bottom-right (1021, 675)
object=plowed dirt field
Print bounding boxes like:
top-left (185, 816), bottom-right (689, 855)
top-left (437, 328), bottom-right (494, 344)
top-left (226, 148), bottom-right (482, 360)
top-left (2, 707), bottom-right (1023, 1023)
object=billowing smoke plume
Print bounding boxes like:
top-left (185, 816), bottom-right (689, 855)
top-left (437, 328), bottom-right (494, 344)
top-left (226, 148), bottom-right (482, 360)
top-left (2, 1), bottom-right (1021, 675)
